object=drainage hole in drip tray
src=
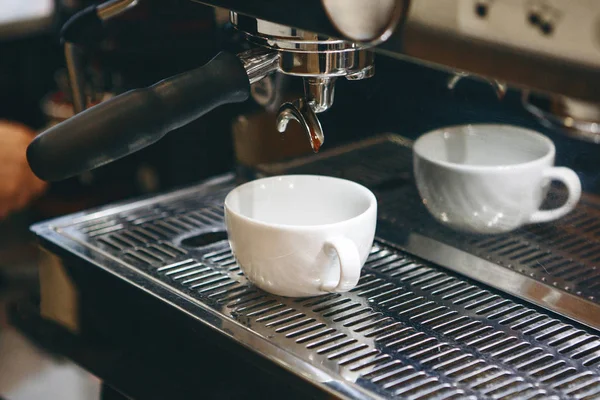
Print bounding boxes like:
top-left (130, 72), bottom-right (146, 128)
top-left (180, 230), bottom-right (228, 249)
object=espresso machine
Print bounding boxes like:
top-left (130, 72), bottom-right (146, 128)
top-left (11, 0), bottom-right (600, 399)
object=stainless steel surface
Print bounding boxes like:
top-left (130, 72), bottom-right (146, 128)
top-left (96, 0), bottom-right (138, 21)
top-left (276, 98), bottom-right (324, 153)
top-left (34, 135), bottom-right (600, 399)
top-left (304, 77), bottom-right (336, 113)
top-left (275, 49), bottom-right (375, 80)
top-left (230, 12), bottom-right (367, 53)
top-left (256, 134), bottom-right (600, 331)
top-left (447, 72), bottom-right (507, 101)
top-left (231, 12), bottom-right (375, 79)
top-left (64, 43), bottom-right (87, 114)
top-left (232, 11), bottom-right (374, 152)
top-left (32, 167), bottom-right (600, 399)
top-left (321, 0), bottom-right (408, 44)
top-left (523, 92), bottom-right (600, 144)
top-left (238, 48), bottom-right (280, 85)
top-left (196, 0), bottom-right (600, 102)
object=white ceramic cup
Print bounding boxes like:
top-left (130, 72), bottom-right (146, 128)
top-left (224, 175), bottom-right (377, 297)
top-left (413, 124), bottom-right (582, 234)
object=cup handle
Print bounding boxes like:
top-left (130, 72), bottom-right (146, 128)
top-left (321, 237), bottom-right (362, 293)
top-left (529, 167), bottom-right (582, 224)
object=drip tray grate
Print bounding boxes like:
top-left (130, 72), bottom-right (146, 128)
top-left (33, 172), bottom-right (600, 400)
top-left (256, 134), bottom-right (600, 330)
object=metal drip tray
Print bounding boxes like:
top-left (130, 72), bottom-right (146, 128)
top-left (32, 161), bottom-right (600, 399)
top-left (256, 134), bottom-right (600, 330)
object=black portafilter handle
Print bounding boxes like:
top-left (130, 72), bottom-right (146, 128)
top-left (27, 51), bottom-right (251, 182)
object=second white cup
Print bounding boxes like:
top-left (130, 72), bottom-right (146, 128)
top-left (413, 124), bottom-right (582, 234)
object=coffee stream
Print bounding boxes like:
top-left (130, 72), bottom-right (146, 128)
top-left (280, 127), bottom-right (323, 153)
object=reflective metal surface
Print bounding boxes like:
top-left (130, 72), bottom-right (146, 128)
top-left (523, 92), bottom-right (600, 144)
top-left (231, 13), bottom-right (375, 79)
top-left (304, 77), bottom-right (336, 113)
top-left (231, 11), bottom-right (374, 153)
top-left (279, 50), bottom-right (374, 79)
top-left (447, 72), bottom-right (507, 101)
top-left (96, 0), bottom-right (139, 21)
top-left (231, 12), bottom-right (366, 53)
top-left (238, 48), bottom-right (280, 85)
top-left (256, 134), bottom-right (600, 331)
top-left (195, 0), bottom-right (600, 102)
top-left (64, 43), bottom-right (87, 114)
top-left (321, 0), bottom-right (409, 44)
top-left (32, 138), bottom-right (600, 399)
top-left (276, 98), bottom-right (324, 153)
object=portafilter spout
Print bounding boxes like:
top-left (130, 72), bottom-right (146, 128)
top-left (231, 12), bottom-right (375, 153)
top-left (276, 78), bottom-right (336, 153)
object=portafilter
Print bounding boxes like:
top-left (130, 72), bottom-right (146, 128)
top-left (26, 2), bottom-right (390, 182)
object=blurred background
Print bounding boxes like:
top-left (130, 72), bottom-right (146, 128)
top-left (1, 1), bottom-right (599, 399)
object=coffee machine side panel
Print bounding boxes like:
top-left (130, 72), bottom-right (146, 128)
top-left (397, 0), bottom-right (600, 102)
top-left (408, 0), bottom-right (600, 69)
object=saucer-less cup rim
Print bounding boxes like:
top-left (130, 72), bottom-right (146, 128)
top-left (224, 175), bottom-right (377, 295)
top-left (413, 123), bottom-right (582, 229)
top-left (224, 175), bottom-right (377, 230)
top-left (414, 123), bottom-right (556, 172)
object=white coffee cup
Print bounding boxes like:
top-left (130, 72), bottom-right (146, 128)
top-left (413, 124), bottom-right (582, 234)
top-left (224, 175), bottom-right (377, 297)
